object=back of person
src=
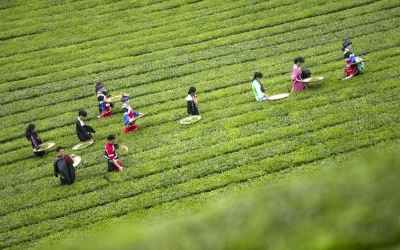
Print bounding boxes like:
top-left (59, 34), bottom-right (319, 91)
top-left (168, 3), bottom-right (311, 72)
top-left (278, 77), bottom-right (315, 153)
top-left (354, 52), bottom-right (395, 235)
top-left (186, 87), bottom-right (200, 115)
top-left (54, 157), bottom-right (75, 185)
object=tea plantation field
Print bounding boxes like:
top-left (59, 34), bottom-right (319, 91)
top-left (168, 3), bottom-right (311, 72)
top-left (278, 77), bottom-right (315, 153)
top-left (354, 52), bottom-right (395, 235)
top-left (0, 0), bottom-right (399, 249)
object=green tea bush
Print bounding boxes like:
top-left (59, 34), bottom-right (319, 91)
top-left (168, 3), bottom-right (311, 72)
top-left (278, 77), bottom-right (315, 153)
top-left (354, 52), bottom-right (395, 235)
top-left (0, 0), bottom-right (399, 249)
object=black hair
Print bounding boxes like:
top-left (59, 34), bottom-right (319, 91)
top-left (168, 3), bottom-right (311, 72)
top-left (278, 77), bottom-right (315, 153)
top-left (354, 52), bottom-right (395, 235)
top-left (107, 134), bottom-right (116, 141)
top-left (56, 146), bottom-right (64, 153)
top-left (188, 87), bottom-right (196, 94)
top-left (253, 72), bottom-right (263, 80)
top-left (294, 57), bottom-right (305, 64)
top-left (25, 124), bottom-right (36, 141)
top-left (78, 109), bottom-right (87, 117)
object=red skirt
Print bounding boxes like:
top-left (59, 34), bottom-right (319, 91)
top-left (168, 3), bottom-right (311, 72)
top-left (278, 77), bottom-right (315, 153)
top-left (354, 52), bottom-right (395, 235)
top-left (345, 64), bottom-right (358, 77)
top-left (121, 123), bottom-right (139, 134)
top-left (100, 105), bottom-right (113, 118)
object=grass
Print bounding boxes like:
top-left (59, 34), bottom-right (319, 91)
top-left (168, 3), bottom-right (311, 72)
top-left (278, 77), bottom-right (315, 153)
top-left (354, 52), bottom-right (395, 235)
top-left (0, 0), bottom-right (399, 249)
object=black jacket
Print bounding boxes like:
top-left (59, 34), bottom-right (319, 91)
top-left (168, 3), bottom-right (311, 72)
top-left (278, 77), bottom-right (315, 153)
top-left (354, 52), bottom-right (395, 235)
top-left (54, 156), bottom-right (75, 185)
top-left (76, 119), bottom-right (95, 142)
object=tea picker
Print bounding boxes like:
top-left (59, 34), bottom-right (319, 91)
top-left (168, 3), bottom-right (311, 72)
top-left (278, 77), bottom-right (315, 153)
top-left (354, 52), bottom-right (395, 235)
top-left (342, 40), bottom-right (367, 80)
top-left (120, 94), bottom-right (147, 134)
top-left (181, 87), bottom-right (201, 125)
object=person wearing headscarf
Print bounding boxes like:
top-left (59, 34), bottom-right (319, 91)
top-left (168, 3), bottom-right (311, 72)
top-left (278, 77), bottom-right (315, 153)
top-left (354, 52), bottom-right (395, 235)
top-left (76, 109), bottom-right (96, 142)
top-left (251, 72), bottom-right (268, 100)
top-left (343, 40), bottom-right (364, 78)
top-left (120, 94), bottom-right (140, 134)
top-left (25, 124), bottom-right (46, 157)
top-left (95, 82), bottom-right (113, 118)
top-left (186, 87), bottom-right (200, 115)
top-left (105, 134), bottom-right (123, 172)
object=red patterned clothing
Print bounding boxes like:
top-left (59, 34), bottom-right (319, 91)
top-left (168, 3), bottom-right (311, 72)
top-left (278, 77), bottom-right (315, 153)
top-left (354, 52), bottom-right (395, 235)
top-left (344, 49), bottom-right (358, 78)
top-left (105, 143), bottom-right (121, 172)
top-left (97, 92), bottom-right (113, 118)
top-left (121, 103), bottom-right (139, 134)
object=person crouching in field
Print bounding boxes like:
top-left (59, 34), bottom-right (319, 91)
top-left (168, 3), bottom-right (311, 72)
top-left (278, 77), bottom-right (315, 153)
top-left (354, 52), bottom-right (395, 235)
top-left (105, 134), bottom-right (123, 172)
top-left (252, 72), bottom-right (268, 101)
top-left (343, 40), bottom-right (364, 78)
top-left (54, 146), bottom-right (75, 185)
top-left (25, 124), bottom-right (46, 157)
top-left (291, 57), bottom-right (308, 92)
top-left (95, 82), bottom-right (113, 118)
top-left (120, 95), bottom-right (140, 134)
top-left (186, 87), bottom-right (200, 115)
top-left (76, 109), bottom-right (96, 142)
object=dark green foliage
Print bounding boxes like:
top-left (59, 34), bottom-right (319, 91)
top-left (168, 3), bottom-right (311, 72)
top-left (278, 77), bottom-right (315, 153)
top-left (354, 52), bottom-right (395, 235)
top-left (0, 0), bottom-right (399, 249)
top-left (64, 150), bottom-right (400, 250)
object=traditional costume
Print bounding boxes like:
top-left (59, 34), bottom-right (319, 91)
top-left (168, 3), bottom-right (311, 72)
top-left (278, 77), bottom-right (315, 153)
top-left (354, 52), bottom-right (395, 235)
top-left (54, 155), bottom-right (75, 185)
top-left (251, 79), bottom-right (268, 101)
top-left (343, 40), bottom-right (364, 78)
top-left (76, 117), bottom-right (96, 142)
top-left (291, 64), bottom-right (308, 92)
top-left (120, 95), bottom-right (139, 134)
top-left (343, 40), bottom-right (358, 78)
top-left (96, 83), bottom-right (113, 118)
top-left (105, 137), bottom-right (122, 172)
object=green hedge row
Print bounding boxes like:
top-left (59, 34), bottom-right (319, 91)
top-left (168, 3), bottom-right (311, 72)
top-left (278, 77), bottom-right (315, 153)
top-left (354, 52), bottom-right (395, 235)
top-left (1, 123), bottom-right (399, 248)
top-left (1, 91), bottom-right (398, 234)
top-left (0, 0), bottom-right (390, 90)
top-left (0, 23), bottom-right (396, 143)
top-left (8, 139), bottom-right (399, 250)
top-left (1, 0), bottom-right (399, 249)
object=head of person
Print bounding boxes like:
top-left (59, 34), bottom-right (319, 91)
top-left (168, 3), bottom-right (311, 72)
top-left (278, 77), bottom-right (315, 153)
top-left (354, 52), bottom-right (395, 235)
top-left (107, 134), bottom-right (116, 144)
top-left (294, 57), bottom-right (305, 66)
top-left (95, 82), bottom-right (105, 93)
top-left (56, 146), bottom-right (65, 157)
top-left (25, 123), bottom-right (36, 140)
top-left (120, 94), bottom-right (130, 104)
top-left (253, 72), bottom-right (263, 80)
top-left (78, 109), bottom-right (87, 120)
top-left (188, 87), bottom-right (197, 97)
top-left (342, 40), bottom-right (352, 51)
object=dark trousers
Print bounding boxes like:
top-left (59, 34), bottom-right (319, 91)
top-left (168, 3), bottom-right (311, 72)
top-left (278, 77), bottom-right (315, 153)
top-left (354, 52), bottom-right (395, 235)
top-left (59, 165), bottom-right (76, 185)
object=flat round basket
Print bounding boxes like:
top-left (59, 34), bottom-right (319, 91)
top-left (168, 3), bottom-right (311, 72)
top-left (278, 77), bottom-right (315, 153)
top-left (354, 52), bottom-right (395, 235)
top-left (70, 154), bottom-right (82, 168)
top-left (106, 93), bottom-right (128, 103)
top-left (72, 140), bottom-right (94, 151)
top-left (118, 145), bottom-right (129, 156)
top-left (302, 76), bottom-right (325, 83)
top-left (34, 141), bottom-right (55, 152)
top-left (180, 115), bottom-right (202, 125)
top-left (267, 93), bottom-right (290, 101)
top-left (131, 112), bottom-right (147, 122)
top-left (350, 59), bottom-right (368, 66)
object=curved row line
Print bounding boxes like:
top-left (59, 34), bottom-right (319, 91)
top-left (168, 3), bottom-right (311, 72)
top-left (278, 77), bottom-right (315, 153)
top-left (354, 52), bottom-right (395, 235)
top-left (0, 0), bottom-right (297, 58)
top-left (0, 21), bottom-right (391, 124)
top-left (0, 0), bottom-right (390, 91)
top-left (1, 86), bottom-right (397, 216)
top-left (1, 124), bottom-right (398, 245)
top-left (0, 40), bottom-right (397, 148)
